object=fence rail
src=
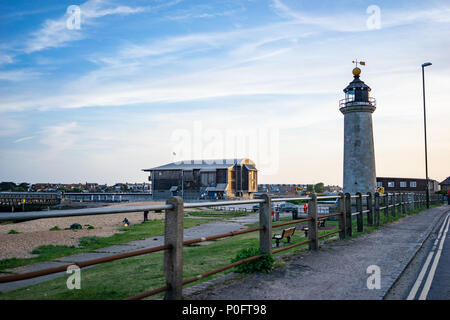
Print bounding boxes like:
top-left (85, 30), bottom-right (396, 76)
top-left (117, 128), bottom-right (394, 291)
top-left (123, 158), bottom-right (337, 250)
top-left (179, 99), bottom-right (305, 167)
top-left (0, 191), bottom-right (443, 300)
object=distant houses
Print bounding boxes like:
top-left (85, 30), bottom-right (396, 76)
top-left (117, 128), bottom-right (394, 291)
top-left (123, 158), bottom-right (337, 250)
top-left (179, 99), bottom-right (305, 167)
top-left (25, 182), bottom-right (151, 193)
top-left (376, 177), bottom-right (440, 193)
top-left (439, 176), bottom-right (450, 192)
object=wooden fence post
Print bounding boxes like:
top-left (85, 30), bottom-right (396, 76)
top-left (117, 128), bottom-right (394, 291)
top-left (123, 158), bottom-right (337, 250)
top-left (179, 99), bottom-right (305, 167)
top-left (383, 194), bottom-right (389, 220)
top-left (406, 193), bottom-right (410, 214)
top-left (164, 196), bottom-right (184, 300)
top-left (391, 193), bottom-right (396, 218)
top-left (374, 192), bottom-right (380, 227)
top-left (356, 192), bottom-right (363, 232)
top-left (413, 193), bottom-right (416, 210)
top-left (338, 192), bottom-right (346, 240)
top-left (259, 194), bottom-right (272, 255)
top-left (345, 193), bottom-right (352, 237)
top-left (366, 192), bottom-right (373, 227)
top-left (308, 193), bottom-right (319, 251)
top-left (402, 193), bottom-right (406, 215)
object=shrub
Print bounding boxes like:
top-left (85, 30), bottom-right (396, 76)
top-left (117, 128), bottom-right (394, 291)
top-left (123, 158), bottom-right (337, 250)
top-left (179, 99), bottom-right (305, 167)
top-left (8, 229), bottom-right (20, 234)
top-left (70, 223), bottom-right (82, 230)
top-left (231, 247), bottom-right (274, 274)
top-left (49, 226), bottom-right (61, 231)
top-left (84, 224), bottom-right (95, 230)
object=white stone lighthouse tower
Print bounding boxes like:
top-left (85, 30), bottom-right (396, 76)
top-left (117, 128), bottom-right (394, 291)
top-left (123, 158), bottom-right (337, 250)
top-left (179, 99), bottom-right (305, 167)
top-left (340, 64), bottom-right (377, 194)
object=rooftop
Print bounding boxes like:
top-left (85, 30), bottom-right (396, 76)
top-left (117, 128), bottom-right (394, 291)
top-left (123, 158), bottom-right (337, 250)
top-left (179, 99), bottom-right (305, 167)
top-left (142, 158), bottom-right (256, 171)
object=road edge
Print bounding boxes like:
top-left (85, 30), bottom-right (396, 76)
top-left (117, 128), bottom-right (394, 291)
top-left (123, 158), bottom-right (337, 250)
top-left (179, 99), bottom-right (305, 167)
top-left (382, 205), bottom-right (450, 299)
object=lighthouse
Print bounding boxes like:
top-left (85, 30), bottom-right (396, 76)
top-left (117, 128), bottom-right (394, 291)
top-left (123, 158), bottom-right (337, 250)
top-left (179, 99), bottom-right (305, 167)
top-left (340, 62), bottom-right (377, 195)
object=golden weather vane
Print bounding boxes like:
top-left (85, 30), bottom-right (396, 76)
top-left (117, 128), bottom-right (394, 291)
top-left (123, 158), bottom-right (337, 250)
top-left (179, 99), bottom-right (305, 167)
top-left (352, 60), bottom-right (366, 76)
top-left (352, 60), bottom-right (366, 67)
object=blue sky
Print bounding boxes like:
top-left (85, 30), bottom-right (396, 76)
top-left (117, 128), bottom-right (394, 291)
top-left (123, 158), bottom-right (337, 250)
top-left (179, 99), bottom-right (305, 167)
top-left (1, 0), bottom-right (449, 185)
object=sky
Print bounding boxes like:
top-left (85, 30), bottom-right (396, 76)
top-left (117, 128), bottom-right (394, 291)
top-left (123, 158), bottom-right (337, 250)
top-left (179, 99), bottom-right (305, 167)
top-left (0, 0), bottom-right (449, 186)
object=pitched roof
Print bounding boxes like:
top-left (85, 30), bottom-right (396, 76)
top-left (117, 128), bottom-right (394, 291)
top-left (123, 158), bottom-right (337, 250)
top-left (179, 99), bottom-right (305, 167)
top-left (439, 176), bottom-right (450, 185)
top-left (143, 159), bottom-right (251, 171)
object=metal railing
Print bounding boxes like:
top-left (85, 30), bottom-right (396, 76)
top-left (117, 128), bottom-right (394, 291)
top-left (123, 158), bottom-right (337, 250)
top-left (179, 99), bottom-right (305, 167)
top-left (0, 191), bottom-right (443, 300)
top-left (339, 97), bottom-right (376, 108)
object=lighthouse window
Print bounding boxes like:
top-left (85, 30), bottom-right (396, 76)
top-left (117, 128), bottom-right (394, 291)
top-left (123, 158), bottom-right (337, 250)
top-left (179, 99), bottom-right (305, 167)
top-left (346, 90), bottom-right (355, 101)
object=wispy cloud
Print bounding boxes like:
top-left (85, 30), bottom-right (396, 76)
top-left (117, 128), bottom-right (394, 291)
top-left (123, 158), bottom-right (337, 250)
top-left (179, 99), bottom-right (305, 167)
top-left (271, 0), bottom-right (450, 32)
top-left (0, 69), bottom-right (42, 82)
top-left (13, 136), bottom-right (34, 143)
top-left (40, 121), bottom-right (79, 152)
top-left (24, 0), bottom-right (148, 54)
top-left (0, 53), bottom-right (14, 66)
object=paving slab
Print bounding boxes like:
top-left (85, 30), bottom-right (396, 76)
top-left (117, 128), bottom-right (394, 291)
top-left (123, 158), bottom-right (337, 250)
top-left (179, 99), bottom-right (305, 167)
top-left (187, 205), bottom-right (450, 300)
top-left (0, 261), bottom-right (69, 293)
top-left (93, 244), bottom-right (139, 253)
top-left (56, 251), bottom-right (116, 263)
top-left (127, 237), bottom-right (163, 248)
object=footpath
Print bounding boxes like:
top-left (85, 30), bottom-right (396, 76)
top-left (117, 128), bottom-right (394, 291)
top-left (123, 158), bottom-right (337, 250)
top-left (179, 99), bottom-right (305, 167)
top-left (186, 205), bottom-right (450, 300)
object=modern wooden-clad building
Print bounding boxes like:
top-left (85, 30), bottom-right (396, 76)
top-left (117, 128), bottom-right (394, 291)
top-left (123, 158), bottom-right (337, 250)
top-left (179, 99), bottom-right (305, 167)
top-left (143, 158), bottom-right (257, 200)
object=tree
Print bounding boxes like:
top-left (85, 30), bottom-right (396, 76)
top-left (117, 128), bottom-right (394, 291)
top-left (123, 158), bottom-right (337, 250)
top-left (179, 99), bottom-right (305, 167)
top-left (0, 182), bottom-right (17, 191)
top-left (306, 185), bottom-right (314, 192)
top-left (314, 182), bottom-right (325, 194)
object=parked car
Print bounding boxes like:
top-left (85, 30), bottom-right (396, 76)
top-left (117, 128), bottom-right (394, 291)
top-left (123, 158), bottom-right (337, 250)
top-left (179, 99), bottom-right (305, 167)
top-left (252, 204), bottom-right (276, 212)
top-left (279, 202), bottom-right (298, 213)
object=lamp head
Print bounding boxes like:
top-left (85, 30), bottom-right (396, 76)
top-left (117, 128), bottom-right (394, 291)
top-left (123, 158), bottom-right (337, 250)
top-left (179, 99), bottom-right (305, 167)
top-left (422, 62), bottom-right (432, 67)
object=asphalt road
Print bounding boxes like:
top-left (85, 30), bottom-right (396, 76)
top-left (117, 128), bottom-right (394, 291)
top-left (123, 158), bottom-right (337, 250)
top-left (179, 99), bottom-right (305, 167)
top-left (385, 206), bottom-right (450, 300)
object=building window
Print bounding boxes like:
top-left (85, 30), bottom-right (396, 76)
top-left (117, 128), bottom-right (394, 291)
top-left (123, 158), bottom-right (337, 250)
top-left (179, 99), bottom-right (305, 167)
top-left (410, 181), bottom-right (417, 188)
top-left (388, 182), bottom-right (395, 188)
top-left (376, 182), bottom-right (383, 188)
top-left (400, 181), bottom-right (407, 188)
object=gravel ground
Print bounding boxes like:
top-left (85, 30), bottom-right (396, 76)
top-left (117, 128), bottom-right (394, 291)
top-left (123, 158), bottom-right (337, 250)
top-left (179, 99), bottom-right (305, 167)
top-left (0, 201), bottom-right (166, 260)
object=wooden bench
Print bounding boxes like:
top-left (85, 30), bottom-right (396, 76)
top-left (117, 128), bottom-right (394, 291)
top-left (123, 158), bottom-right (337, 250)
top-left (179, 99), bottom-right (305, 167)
top-left (318, 218), bottom-right (327, 228)
top-left (272, 227), bottom-right (296, 247)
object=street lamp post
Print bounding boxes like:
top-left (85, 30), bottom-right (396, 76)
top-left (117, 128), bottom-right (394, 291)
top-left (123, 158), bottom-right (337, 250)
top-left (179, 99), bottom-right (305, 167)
top-left (422, 62), bottom-right (432, 209)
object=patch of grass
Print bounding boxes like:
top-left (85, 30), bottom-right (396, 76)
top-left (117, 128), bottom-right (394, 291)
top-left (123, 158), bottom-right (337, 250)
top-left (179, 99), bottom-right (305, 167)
top-left (0, 218), bottom-right (211, 272)
top-left (7, 229), bottom-right (20, 234)
top-left (286, 200), bottom-right (308, 205)
top-left (49, 226), bottom-right (61, 231)
top-left (31, 245), bottom-right (77, 257)
top-left (349, 203), bottom-right (443, 238)
top-left (0, 219), bottom-right (339, 300)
